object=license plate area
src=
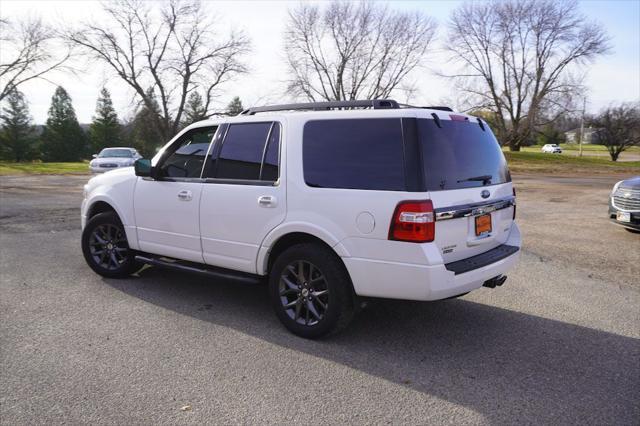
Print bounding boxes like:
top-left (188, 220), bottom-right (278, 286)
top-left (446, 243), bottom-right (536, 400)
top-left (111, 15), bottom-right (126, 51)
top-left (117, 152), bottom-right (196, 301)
top-left (475, 214), bottom-right (492, 236)
top-left (617, 211), bottom-right (631, 223)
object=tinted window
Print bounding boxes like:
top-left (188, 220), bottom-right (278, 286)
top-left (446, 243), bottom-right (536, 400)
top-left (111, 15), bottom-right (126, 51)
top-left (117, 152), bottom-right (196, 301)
top-left (215, 123), bottom-right (272, 180)
top-left (159, 127), bottom-right (216, 178)
top-left (303, 119), bottom-right (405, 191)
top-left (418, 118), bottom-right (510, 191)
top-left (261, 123), bottom-right (280, 182)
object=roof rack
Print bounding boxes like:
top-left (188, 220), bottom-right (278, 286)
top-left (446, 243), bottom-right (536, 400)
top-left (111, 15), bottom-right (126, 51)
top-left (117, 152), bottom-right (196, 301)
top-left (422, 106), bottom-right (453, 112)
top-left (398, 103), bottom-right (453, 112)
top-left (241, 99), bottom-right (400, 115)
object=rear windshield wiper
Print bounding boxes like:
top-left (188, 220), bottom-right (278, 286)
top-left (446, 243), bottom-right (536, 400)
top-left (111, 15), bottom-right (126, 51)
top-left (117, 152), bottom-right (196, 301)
top-left (457, 175), bottom-right (492, 185)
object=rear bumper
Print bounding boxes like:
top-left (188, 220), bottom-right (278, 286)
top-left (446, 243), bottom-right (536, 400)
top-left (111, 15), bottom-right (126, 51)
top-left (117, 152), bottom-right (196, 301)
top-left (343, 222), bottom-right (522, 301)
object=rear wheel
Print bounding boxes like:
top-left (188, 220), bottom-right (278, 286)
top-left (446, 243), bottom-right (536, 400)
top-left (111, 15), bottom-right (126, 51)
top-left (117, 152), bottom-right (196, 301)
top-left (269, 243), bottom-right (355, 339)
top-left (81, 211), bottom-right (140, 278)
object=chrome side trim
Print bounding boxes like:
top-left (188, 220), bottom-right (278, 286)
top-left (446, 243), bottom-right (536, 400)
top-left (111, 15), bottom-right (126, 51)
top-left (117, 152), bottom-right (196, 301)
top-left (435, 196), bottom-right (515, 221)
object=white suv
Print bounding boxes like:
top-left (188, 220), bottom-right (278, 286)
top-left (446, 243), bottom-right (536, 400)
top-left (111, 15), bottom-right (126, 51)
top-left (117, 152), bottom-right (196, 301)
top-left (81, 100), bottom-right (521, 338)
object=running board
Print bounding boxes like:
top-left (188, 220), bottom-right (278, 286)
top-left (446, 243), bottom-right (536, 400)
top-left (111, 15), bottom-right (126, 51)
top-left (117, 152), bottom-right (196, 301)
top-left (134, 255), bottom-right (262, 285)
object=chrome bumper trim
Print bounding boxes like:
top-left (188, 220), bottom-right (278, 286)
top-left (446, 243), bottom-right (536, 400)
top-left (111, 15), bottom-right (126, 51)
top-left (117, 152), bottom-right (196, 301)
top-left (435, 196), bottom-right (515, 221)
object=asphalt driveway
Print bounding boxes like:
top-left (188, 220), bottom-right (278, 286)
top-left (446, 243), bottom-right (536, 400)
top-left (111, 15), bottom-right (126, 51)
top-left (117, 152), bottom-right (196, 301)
top-left (1, 173), bottom-right (638, 425)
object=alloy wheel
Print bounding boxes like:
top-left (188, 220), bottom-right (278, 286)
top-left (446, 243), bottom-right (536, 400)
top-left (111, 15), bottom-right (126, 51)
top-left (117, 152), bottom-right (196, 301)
top-left (279, 260), bottom-right (329, 326)
top-left (88, 224), bottom-right (128, 270)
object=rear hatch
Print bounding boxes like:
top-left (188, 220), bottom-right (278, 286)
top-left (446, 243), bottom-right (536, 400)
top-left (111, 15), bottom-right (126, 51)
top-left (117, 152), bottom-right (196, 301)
top-left (417, 114), bottom-right (515, 263)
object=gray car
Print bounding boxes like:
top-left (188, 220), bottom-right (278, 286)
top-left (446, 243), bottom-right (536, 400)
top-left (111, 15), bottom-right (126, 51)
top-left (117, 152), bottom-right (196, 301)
top-left (609, 176), bottom-right (640, 232)
top-left (89, 148), bottom-right (141, 173)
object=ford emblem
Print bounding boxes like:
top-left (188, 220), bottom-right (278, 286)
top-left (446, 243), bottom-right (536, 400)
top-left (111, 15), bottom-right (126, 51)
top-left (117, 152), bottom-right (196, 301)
top-left (481, 190), bottom-right (490, 199)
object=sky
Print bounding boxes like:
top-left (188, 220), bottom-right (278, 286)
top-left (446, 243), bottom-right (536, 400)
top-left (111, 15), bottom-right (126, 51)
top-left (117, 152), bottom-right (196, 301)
top-left (1, 0), bottom-right (639, 124)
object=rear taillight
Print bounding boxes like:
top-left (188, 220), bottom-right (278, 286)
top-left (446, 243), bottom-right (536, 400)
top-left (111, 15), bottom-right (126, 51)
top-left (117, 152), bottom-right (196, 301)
top-left (389, 200), bottom-right (435, 243)
top-left (512, 187), bottom-right (517, 219)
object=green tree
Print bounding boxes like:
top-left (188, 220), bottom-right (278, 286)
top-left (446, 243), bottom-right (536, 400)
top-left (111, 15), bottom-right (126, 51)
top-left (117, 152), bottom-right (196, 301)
top-left (41, 87), bottom-right (86, 161)
top-left (89, 87), bottom-right (121, 153)
top-left (0, 89), bottom-right (38, 161)
top-left (131, 88), bottom-right (163, 158)
top-left (536, 125), bottom-right (566, 146)
top-left (226, 96), bottom-right (244, 116)
top-left (181, 91), bottom-right (207, 127)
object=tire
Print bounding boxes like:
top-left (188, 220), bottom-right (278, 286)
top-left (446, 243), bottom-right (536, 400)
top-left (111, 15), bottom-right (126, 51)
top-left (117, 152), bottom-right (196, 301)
top-left (268, 243), bottom-right (355, 339)
top-left (81, 211), bottom-right (140, 278)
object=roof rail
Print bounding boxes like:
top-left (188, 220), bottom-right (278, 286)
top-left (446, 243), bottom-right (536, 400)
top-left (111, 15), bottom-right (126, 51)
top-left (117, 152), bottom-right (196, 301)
top-left (423, 106), bottom-right (453, 112)
top-left (399, 103), bottom-right (453, 112)
top-left (240, 99), bottom-right (399, 115)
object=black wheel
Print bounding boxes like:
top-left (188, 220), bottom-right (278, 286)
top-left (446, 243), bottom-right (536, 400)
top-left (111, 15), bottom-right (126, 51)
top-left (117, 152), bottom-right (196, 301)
top-left (269, 243), bottom-right (355, 339)
top-left (81, 211), bottom-right (140, 278)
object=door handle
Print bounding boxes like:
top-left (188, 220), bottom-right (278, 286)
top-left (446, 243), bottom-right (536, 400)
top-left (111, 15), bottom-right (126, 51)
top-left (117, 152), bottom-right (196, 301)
top-left (258, 195), bottom-right (276, 207)
top-left (177, 190), bottom-right (193, 201)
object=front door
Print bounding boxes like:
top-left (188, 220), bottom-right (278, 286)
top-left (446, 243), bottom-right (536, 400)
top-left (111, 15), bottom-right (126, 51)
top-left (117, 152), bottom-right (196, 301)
top-left (199, 121), bottom-right (286, 273)
top-left (134, 126), bottom-right (217, 263)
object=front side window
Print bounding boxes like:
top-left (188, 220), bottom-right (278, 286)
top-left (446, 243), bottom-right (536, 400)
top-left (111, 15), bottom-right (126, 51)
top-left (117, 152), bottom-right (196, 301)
top-left (208, 122), bottom-right (280, 182)
top-left (158, 127), bottom-right (217, 178)
top-left (303, 118), bottom-right (405, 191)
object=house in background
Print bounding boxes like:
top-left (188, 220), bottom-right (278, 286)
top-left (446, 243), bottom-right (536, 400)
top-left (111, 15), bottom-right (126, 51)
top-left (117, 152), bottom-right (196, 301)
top-left (564, 127), bottom-right (604, 144)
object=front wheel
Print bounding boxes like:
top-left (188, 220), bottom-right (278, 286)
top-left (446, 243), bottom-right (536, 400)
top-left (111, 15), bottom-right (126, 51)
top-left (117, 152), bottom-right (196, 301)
top-left (269, 243), bottom-right (355, 339)
top-left (81, 211), bottom-right (140, 278)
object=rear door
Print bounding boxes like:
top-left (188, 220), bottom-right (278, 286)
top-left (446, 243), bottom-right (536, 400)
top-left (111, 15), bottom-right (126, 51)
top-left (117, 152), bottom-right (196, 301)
top-left (199, 121), bottom-right (286, 273)
top-left (417, 116), bottom-right (515, 263)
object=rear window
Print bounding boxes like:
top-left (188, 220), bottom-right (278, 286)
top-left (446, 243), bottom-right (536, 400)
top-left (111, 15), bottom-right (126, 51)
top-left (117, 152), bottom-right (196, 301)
top-left (303, 119), bottom-right (405, 191)
top-left (418, 118), bottom-right (510, 191)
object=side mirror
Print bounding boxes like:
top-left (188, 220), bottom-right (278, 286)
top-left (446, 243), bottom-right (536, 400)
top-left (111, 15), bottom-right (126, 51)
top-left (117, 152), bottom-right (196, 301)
top-left (134, 158), bottom-right (153, 177)
top-left (92, 154), bottom-right (98, 159)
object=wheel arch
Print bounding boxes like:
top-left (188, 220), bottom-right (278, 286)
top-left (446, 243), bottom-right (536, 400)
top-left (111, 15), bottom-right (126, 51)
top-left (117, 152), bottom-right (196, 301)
top-left (261, 230), bottom-right (351, 278)
top-left (87, 200), bottom-right (118, 220)
top-left (84, 195), bottom-right (139, 250)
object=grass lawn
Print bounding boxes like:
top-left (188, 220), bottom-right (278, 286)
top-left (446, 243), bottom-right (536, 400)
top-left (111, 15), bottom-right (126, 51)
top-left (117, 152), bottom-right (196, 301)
top-left (558, 144), bottom-right (640, 152)
top-left (0, 161), bottom-right (89, 176)
top-left (503, 151), bottom-right (640, 175)
top-left (521, 144), bottom-right (640, 153)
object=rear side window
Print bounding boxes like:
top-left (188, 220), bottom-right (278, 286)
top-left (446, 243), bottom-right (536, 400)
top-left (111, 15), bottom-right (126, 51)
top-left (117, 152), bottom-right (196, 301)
top-left (261, 124), bottom-right (280, 182)
top-left (418, 118), bottom-right (510, 191)
top-left (303, 119), bottom-right (405, 191)
top-left (212, 122), bottom-right (280, 181)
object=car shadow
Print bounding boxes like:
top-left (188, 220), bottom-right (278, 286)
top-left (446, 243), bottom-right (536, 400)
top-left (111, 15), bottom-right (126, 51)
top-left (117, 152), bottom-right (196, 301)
top-left (104, 267), bottom-right (640, 424)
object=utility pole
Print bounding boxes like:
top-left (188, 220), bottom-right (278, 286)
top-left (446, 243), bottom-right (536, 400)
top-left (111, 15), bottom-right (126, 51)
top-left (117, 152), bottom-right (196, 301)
top-left (578, 97), bottom-right (586, 157)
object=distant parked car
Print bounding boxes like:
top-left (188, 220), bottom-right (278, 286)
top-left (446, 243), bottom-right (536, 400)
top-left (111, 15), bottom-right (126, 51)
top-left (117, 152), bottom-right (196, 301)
top-left (90, 148), bottom-right (141, 173)
top-left (541, 144), bottom-right (562, 153)
top-left (609, 176), bottom-right (640, 233)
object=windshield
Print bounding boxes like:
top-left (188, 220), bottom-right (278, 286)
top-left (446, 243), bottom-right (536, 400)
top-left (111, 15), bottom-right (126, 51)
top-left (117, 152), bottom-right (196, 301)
top-left (418, 118), bottom-right (510, 191)
top-left (99, 149), bottom-right (133, 158)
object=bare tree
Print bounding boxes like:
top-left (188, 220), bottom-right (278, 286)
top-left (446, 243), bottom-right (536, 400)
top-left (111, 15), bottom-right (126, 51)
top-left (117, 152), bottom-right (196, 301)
top-left (445, 0), bottom-right (609, 150)
top-left (0, 18), bottom-right (71, 102)
top-left (67, 0), bottom-right (250, 141)
top-left (285, 1), bottom-right (436, 102)
top-left (591, 103), bottom-right (640, 162)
